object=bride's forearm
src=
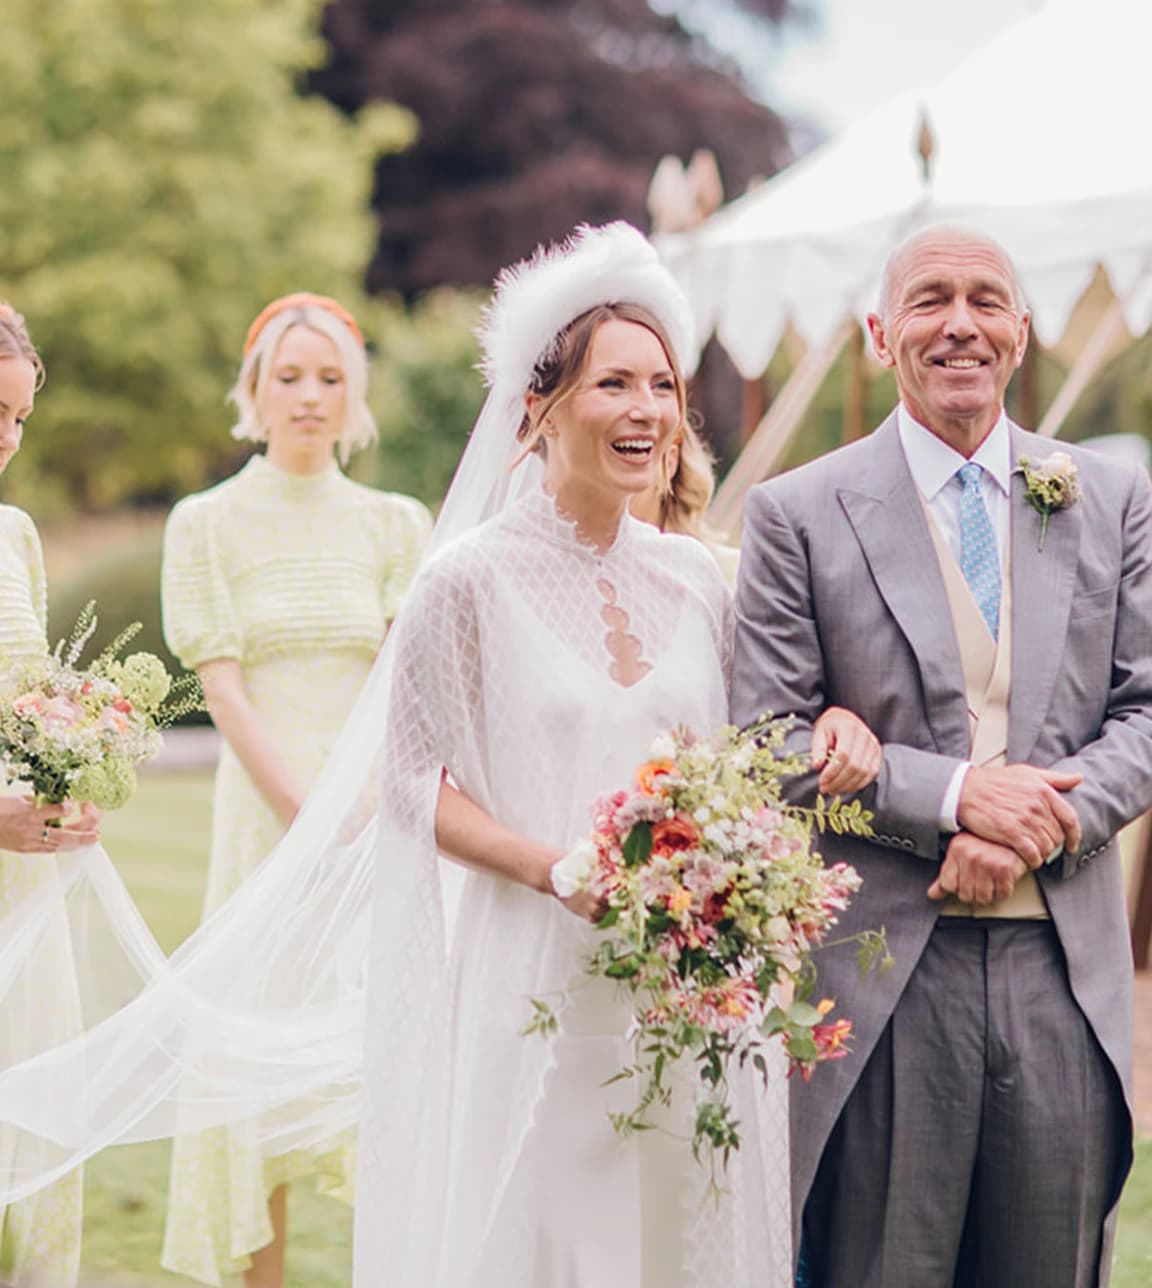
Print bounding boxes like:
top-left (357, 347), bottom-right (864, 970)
top-left (434, 780), bottom-right (560, 895)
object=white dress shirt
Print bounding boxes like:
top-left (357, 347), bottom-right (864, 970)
top-left (896, 404), bottom-right (1013, 831)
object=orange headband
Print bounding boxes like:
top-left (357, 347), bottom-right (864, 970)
top-left (243, 293), bottom-right (364, 357)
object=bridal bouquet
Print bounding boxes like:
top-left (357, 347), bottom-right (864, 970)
top-left (0, 603), bottom-right (203, 810)
top-left (529, 719), bottom-right (885, 1172)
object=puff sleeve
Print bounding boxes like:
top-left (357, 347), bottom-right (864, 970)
top-left (378, 494), bottom-right (435, 624)
top-left (0, 508), bottom-right (49, 658)
top-left (161, 496), bottom-right (243, 669)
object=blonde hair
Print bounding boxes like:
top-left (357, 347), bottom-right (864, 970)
top-left (516, 302), bottom-right (689, 457)
top-left (229, 305), bottom-right (377, 464)
top-left (0, 303), bottom-right (45, 392)
top-left (657, 420), bottom-right (717, 537)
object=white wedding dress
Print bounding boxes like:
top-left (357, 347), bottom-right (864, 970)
top-left (355, 487), bottom-right (792, 1287)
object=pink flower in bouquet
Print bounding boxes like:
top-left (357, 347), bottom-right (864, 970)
top-left (12, 693), bottom-right (46, 719)
top-left (42, 695), bottom-right (82, 731)
top-left (614, 793), bottom-right (667, 833)
top-left (813, 1018), bottom-right (853, 1062)
top-left (637, 855), bottom-right (677, 903)
top-left (765, 829), bottom-right (803, 861)
top-left (754, 806), bottom-right (785, 832)
top-left (683, 855), bottom-right (732, 899)
top-left (98, 706), bottom-right (132, 735)
top-left (592, 789), bottom-right (630, 832)
top-left (821, 862), bottom-right (863, 912)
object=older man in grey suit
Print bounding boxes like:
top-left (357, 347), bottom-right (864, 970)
top-left (732, 227), bottom-right (1152, 1287)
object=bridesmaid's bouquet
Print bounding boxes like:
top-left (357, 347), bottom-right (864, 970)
top-left (0, 603), bottom-right (203, 810)
top-left (529, 719), bottom-right (886, 1172)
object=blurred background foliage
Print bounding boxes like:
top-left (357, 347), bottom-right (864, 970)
top-left (0, 0), bottom-right (411, 513)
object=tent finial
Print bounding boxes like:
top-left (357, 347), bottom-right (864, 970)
top-left (916, 109), bottom-right (936, 185)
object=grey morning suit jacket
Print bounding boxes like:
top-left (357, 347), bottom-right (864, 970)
top-left (730, 412), bottom-right (1152, 1252)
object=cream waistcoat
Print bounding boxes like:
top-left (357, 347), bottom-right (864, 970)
top-left (923, 505), bottom-right (1048, 919)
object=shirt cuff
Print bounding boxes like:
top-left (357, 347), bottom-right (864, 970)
top-left (939, 762), bottom-right (971, 833)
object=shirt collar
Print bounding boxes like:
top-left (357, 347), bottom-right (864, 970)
top-left (896, 403), bottom-right (1012, 502)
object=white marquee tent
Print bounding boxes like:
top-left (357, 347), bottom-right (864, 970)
top-left (659, 0), bottom-right (1152, 523)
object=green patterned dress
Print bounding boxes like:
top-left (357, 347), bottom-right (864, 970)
top-left (159, 456), bottom-right (432, 1284)
top-left (0, 504), bottom-right (83, 1287)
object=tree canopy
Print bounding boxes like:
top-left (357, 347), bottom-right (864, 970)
top-left (1, 0), bottom-right (411, 511)
top-left (311, 0), bottom-right (795, 295)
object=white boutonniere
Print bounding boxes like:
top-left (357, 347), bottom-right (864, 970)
top-left (1017, 452), bottom-right (1082, 551)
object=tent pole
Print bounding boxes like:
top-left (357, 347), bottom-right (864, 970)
top-left (842, 322), bottom-right (868, 444)
top-left (1035, 272), bottom-right (1150, 437)
top-left (740, 377), bottom-right (768, 443)
top-left (710, 318), bottom-right (855, 538)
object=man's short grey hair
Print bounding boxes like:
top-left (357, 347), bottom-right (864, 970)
top-left (876, 226), bottom-right (1027, 322)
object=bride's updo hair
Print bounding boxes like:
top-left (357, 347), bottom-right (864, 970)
top-left (517, 302), bottom-right (688, 455)
top-left (0, 304), bottom-right (45, 392)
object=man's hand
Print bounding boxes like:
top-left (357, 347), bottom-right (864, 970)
top-left (928, 832), bottom-right (1029, 905)
top-left (957, 764), bottom-right (1082, 865)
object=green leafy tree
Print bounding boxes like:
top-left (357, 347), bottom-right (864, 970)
top-left (361, 289), bottom-right (486, 508)
top-left (0, 0), bottom-right (413, 512)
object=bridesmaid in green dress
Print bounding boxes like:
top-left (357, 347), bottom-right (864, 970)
top-left (0, 303), bottom-right (101, 1286)
top-left (159, 295), bottom-right (432, 1288)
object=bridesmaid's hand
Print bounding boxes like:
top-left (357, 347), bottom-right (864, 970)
top-left (0, 796), bottom-right (101, 853)
top-left (811, 707), bottom-right (882, 796)
top-left (55, 801), bottom-right (103, 850)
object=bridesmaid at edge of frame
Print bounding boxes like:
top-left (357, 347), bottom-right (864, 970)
top-left (159, 293), bottom-right (433, 1288)
top-left (0, 302), bottom-right (102, 1288)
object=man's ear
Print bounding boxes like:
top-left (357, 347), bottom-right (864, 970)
top-left (867, 313), bottom-right (895, 369)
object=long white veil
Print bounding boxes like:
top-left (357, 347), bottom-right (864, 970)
top-left (0, 222), bottom-right (698, 1205)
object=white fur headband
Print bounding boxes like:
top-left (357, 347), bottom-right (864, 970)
top-left (478, 222), bottom-right (696, 396)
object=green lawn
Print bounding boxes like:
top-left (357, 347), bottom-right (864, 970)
top-left (78, 773), bottom-right (1152, 1284)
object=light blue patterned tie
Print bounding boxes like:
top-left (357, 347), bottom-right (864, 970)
top-left (957, 462), bottom-right (1001, 640)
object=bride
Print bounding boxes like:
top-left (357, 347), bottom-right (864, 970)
top-left (354, 222), bottom-right (879, 1285)
top-left (0, 225), bottom-right (878, 1287)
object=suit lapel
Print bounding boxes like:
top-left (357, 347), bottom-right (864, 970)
top-left (837, 417), bottom-right (972, 759)
top-left (1007, 426), bottom-right (1083, 761)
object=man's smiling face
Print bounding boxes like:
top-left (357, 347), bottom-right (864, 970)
top-left (868, 229), bottom-right (1031, 446)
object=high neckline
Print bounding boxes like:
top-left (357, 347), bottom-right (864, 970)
top-left (516, 486), bottom-right (635, 560)
top-left (243, 453), bottom-right (342, 497)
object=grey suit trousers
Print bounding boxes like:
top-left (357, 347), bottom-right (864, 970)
top-left (802, 919), bottom-right (1127, 1288)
